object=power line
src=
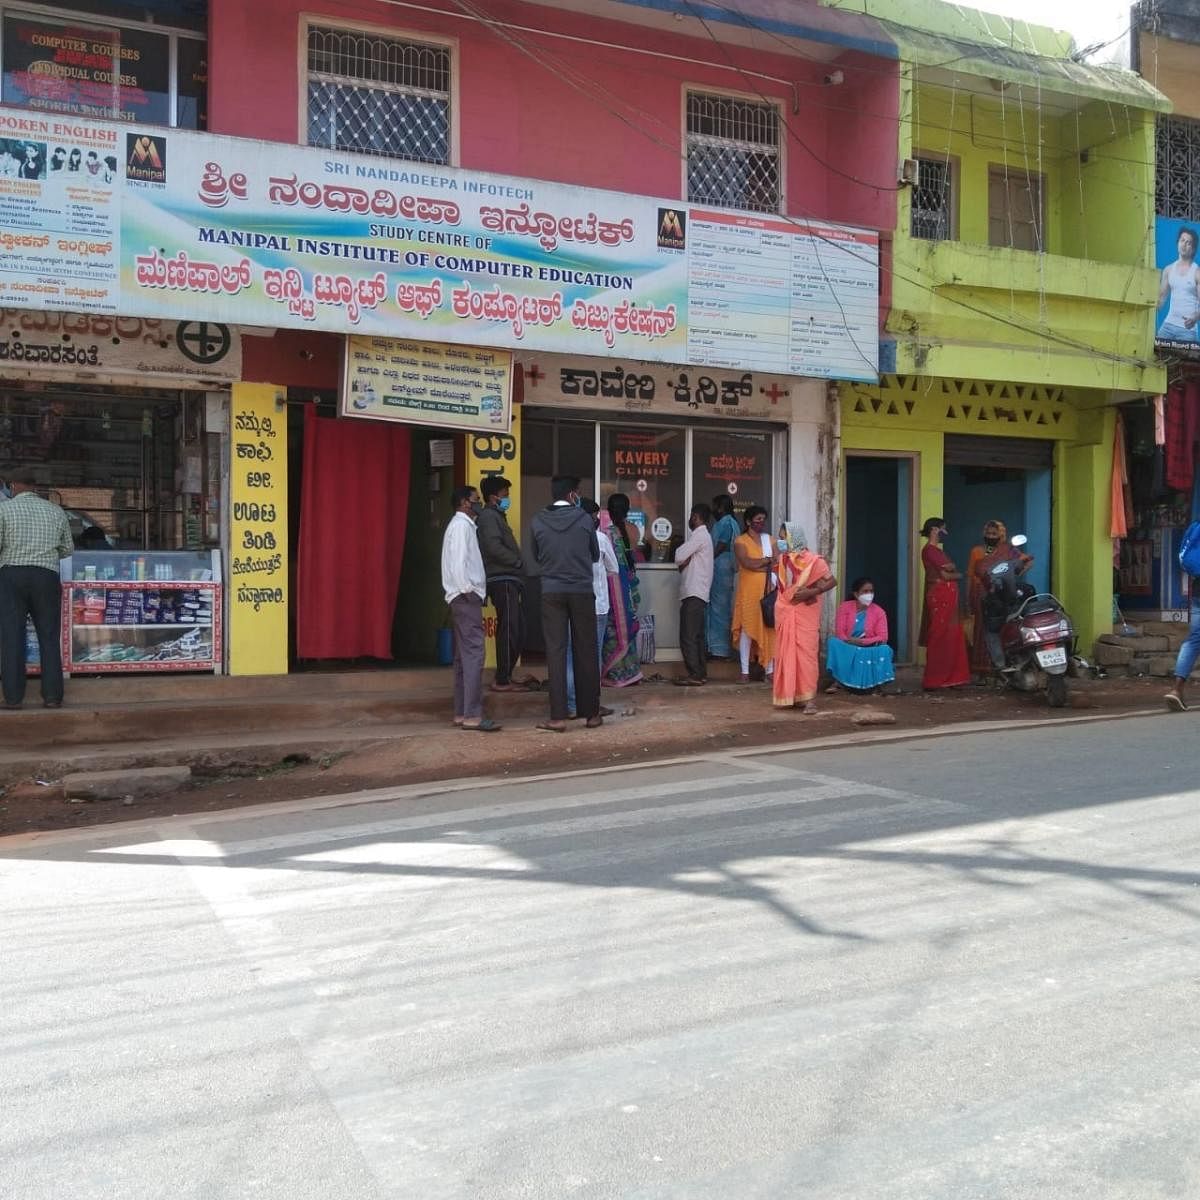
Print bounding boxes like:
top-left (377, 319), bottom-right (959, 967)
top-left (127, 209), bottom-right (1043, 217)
top-left (443, 0), bottom-right (1159, 373)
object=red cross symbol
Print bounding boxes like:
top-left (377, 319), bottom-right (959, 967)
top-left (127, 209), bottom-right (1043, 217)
top-left (525, 364), bottom-right (545, 387)
top-left (761, 383), bottom-right (789, 405)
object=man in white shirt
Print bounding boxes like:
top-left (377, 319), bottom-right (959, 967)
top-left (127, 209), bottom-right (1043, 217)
top-left (566, 498), bottom-right (617, 719)
top-left (441, 485), bottom-right (500, 732)
top-left (675, 502), bottom-right (714, 685)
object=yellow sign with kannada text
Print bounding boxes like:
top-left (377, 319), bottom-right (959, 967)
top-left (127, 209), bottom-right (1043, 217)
top-left (465, 409), bottom-right (522, 669)
top-left (228, 383), bottom-right (288, 675)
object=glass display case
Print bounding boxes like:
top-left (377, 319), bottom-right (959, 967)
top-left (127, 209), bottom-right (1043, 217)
top-left (62, 550), bottom-right (222, 674)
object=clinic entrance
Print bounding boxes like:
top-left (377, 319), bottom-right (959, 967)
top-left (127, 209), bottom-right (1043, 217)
top-left (842, 451), bottom-right (916, 662)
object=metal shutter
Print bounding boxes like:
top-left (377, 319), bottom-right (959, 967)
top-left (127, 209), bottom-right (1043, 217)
top-left (943, 435), bottom-right (1053, 470)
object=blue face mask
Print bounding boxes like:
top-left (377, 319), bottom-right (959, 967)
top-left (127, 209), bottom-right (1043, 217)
top-left (497, 497), bottom-right (511, 513)
top-left (776, 537), bottom-right (789, 553)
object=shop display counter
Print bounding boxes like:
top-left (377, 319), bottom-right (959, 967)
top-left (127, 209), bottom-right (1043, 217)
top-left (62, 550), bottom-right (222, 674)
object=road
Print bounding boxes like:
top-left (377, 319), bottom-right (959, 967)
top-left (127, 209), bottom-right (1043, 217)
top-left (3, 714), bottom-right (1199, 1199)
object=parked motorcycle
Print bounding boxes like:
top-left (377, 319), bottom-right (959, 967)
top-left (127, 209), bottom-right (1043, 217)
top-left (981, 535), bottom-right (1075, 707)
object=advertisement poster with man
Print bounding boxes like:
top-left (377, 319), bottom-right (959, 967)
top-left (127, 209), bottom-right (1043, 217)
top-left (1155, 216), bottom-right (1200, 359)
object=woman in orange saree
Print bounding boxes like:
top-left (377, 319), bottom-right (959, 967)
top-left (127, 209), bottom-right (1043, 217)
top-left (773, 522), bottom-right (836, 713)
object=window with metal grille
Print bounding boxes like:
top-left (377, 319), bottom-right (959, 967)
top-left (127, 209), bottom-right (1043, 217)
top-left (910, 156), bottom-right (953, 241)
top-left (686, 91), bottom-right (781, 213)
top-left (1156, 115), bottom-right (1200, 221)
top-left (987, 166), bottom-right (1045, 252)
top-left (306, 25), bottom-right (451, 164)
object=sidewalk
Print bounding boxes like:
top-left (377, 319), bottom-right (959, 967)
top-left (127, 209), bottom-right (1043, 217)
top-left (0, 662), bottom-right (1169, 836)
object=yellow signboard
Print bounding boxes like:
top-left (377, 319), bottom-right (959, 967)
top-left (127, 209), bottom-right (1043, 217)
top-left (342, 336), bottom-right (513, 433)
top-left (464, 409), bottom-right (522, 669)
top-left (228, 383), bottom-right (288, 675)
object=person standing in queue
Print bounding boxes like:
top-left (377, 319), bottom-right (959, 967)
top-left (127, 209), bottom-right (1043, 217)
top-left (731, 505), bottom-right (776, 683)
top-left (674, 502), bottom-right (714, 686)
top-left (707, 493), bottom-right (739, 660)
top-left (532, 475), bottom-right (602, 733)
top-left (477, 474), bottom-right (529, 693)
top-left (441, 484), bottom-right (500, 732)
top-left (0, 472), bottom-right (73, 710)
top-left (918, 517), bottom-right (970, 690)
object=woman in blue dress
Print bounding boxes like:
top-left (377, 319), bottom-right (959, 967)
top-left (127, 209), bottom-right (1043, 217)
top-left (826, 576), bottom-right (895, 692)
top-left (706, 493), bottom-right (740, 659)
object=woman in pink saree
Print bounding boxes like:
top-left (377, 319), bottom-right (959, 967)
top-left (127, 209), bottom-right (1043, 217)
top-left (773, 522), bottom-right (836, 713)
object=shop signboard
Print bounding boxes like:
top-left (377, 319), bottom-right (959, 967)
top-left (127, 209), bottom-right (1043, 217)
top-left (1, 16), bottom-right (171, 125)
top-left (1155, 215), bottom-right (1200, 360)
top-left (464, 409), bottom-right (522, 668)
top-left (228, 383), bottom-right (287, 676)
top-left (342, 336), bottom-right (512, 433)
top-left (514, 353), bottom-right (797, 421)
top-left (0, 104), bottom-right (879, 382)
top-left (0, 309), bottom-right (240, 384)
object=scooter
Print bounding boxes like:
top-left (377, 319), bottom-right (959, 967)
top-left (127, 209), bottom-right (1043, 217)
top-left (982, 534), bottom-right (1076, 708)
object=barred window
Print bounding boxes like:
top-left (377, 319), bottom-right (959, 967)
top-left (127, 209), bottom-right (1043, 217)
top-left (306, 25), bottom-right (451, 164)
top-left (910, 156), bottom-right (954, 241)
top-left (1157, 115), bottom-right (1200, 222)
top-left (686, 91), bottom-right (781, 213)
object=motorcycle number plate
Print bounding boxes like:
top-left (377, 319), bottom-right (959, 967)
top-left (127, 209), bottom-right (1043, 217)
top-left (1036, 647), bottom-right (1067, 668)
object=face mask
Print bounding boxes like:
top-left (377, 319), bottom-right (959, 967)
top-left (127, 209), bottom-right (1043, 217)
top-left (776, 537), bottom-right (789, 552)
top-left (858, 592), bottom-right (874, 606)
top-left (469, 501), bottom-right (482, 517)
top-left (497, 497), bottom-right (511, 513)
top-left (983, 535), bottom-right (999, 548)
top-left (572, 496), bottom-right (582, 508)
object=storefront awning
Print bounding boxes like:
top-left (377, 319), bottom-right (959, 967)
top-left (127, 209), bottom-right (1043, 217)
top-left (894, 25), bottom-right (1170, 112)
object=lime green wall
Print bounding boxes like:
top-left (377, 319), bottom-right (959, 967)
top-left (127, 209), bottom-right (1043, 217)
top-left (891, 82), bottom-right (1163, 396)
top-left (841, 383), bottom-right (1116, 657)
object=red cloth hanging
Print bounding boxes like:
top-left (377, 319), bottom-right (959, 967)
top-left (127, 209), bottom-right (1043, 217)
top-left (1110, 410), bottom-right (1130, 539)
top-left (1164, 381), bottom-right (1200, 493)
top-left (296, 408), bottom-right (411, 659)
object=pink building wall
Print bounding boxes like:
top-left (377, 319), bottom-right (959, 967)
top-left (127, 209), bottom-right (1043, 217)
top-left (208, 0), bottom-right (899, 232)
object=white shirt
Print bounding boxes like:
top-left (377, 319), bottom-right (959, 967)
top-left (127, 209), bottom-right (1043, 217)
top-left (676, 523), bottom-right (714, 601)
top-left (593, 532), bottom-right (618, 615)
top-left (441, 510), bottom-right (486, 602)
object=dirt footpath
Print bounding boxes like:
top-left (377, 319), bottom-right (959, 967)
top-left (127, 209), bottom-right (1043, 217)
top-left (0, 673), bottom-right (1170, 837)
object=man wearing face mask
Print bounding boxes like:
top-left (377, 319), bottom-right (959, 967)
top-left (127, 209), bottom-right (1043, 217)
top-left (441, 485), bottom-right (500, 732)
top-left (531, 475), bottom-right (602, 732)
top-left (477, 475), bottom-right (527, 693)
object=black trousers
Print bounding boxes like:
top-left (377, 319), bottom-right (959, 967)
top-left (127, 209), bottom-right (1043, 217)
top-left (542, 591), bottom-right (599, 721)
top-left (679, 596), bottom-right (708, 681)
top-left (487, 578), bottom-right (525, 685)
top-left (0, 565), bottom-right (64, 706)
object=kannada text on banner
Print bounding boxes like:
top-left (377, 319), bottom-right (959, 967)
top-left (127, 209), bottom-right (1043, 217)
top-left (0, 104), bottom-right (879, 382)
top-left (342, 336), bottom-right (513, 432)
top-left (465, 410), bottom-right (522, 669)
top-left (228, 383), bottom-right (288, 676)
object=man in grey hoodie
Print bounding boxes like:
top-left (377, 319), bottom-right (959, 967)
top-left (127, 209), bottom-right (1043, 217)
top-left (476, 475), bottom-right (526, 690)
top-left (531, 475), bottom-right (602, 731)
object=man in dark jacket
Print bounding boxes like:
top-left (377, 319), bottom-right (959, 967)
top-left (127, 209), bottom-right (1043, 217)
top-left (477, 475), bottom-right (526, 691)
top-left (530, 475), bottom-right (602, 731)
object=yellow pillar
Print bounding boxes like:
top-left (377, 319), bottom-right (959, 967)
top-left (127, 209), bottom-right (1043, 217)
top-left (1053, 408), bottom-right (1113, 654)
top-left (228, 383), bottom-right (289, 675)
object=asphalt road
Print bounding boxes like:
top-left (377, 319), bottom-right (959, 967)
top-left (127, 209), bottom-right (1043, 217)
top-left (3, 713), bottom-right (1199, 1199)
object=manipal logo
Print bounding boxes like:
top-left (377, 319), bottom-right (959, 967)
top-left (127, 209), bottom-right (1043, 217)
top-left (657, 207), bottom-right (687, 250)
top-left (126, 134), bottom-right (166, 184)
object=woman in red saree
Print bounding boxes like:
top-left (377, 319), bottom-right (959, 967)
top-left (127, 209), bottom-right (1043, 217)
top-left (773, 522), bottom-right (836, 713)
top-left (919, 517), bottom-right (970, 690)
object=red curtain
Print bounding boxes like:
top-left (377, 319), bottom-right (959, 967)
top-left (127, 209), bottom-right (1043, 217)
top-left (297, 408), bottom-right (411, 659)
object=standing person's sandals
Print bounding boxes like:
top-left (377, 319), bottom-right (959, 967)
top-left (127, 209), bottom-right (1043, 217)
top-left (461, 718), bottom-right (502, 732)
top-left (1165, 693), bottom-right (1188, 713)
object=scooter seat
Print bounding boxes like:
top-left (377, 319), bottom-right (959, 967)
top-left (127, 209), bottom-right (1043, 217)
top-left (1021, 597), bottom-right (1060, 616)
